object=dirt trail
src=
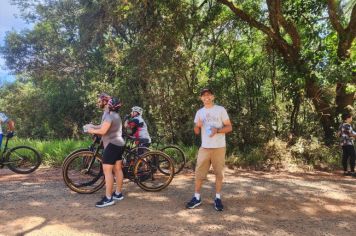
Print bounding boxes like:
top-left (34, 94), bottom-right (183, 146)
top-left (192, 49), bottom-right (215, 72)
top-left (1, 167), bottom-right (356, 236)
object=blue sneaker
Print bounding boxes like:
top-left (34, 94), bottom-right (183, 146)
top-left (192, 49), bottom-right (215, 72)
top-left (112, 192), bottom-right (124, 201)
top-left (214, 198), bottom-right (224, 211)
top-left (186, 197), bottom-right (201, 209)
top-left (95, 196), bottom-right (115, 208)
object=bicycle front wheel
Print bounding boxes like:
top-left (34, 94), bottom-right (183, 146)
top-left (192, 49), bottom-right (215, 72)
top-left (62, 151), bottom-right (105, 194)
top-left (134, 151), bottom-right (174, 192)
top-left (62, 148), bottom-right (89, 166)
top-left (6, 146), bottom-right (42, 174)
top-left (160, 145), bottom-right (186, 175)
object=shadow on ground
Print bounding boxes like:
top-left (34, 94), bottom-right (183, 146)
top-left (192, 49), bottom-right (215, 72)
top-left (1, 167), bottom-right (355, 235)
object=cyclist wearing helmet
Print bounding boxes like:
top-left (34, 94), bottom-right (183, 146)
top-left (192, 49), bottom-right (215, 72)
top-left (124, 106), bottom-right (151, 149)
top-left (0, 112), bottom-right (15, 149)
top-left (85, 93), bottom-right (125, 208)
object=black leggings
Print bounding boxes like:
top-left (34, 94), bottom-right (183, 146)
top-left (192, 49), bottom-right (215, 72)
top-left (138, 142), bottom-right (150, 156)
top-left (342, 145), bottom-right (356, 172)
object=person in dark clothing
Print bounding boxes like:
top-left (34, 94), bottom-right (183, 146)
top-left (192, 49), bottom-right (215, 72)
top-left (337, 113), bottom-right (356, 177)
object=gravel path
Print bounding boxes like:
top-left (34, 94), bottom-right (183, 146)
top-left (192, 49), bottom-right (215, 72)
top-left (1, 167), bottom-right (356, 236)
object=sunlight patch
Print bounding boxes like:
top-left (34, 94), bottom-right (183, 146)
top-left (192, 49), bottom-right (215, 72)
top-left (300, 206), bottom-right (317, 215)
top-left (174, 210), bottom-right (203, 223)
top-left (244, 207), bottom-right (258, 213)
top-left (30, 224), bottom-right (104, 236)
top-left (199, 224), bottom-right (224, 231)
top-left (3, 216), bottom-right (45, 235)
top-left (128, 193), bottom-right (169, 202)
top-left (28, 201), bottom-right (45, 207)
top-left (69, 202), bottom-right (81, 207)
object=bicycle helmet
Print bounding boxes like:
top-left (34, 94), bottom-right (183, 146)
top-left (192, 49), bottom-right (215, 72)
top-left (108, 97), bottom-right (122, 112)
top-left (131, 106), bottom-right (143, 115)
top-left (98, 92), bottom-right (111, 103)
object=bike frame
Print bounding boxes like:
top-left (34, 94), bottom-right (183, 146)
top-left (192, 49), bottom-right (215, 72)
top-left (83, 135), bottom-right (150, 181)
top-left (0, 136), bottom-right (11, 165)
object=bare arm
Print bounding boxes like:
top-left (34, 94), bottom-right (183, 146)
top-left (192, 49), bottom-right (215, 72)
top-left (194, 118), bottom-right (203, 135)
top-left (88, 121), bottom-right (111, 136)
top-left (210, 119), bottom-right (232, 137)
top-left (89, 124), bottom-right (101, 129)
top-left (7, 120), bottom-right (15, 132)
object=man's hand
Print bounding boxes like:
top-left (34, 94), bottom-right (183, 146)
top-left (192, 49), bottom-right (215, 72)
top-left (209, 127), bottom-right (218, 137)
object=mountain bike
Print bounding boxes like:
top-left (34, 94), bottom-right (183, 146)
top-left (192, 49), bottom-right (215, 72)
top-left (0, 133), bottom-right (42, 174)
top-left (150, 135), bottom-right (186, 175)
top-left (62, 135), bottom-right (175, 194)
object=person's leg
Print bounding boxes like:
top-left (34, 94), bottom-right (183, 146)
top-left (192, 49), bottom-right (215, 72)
top-left (347, 146), bottom-right (356, 173)
top-left (114, 160), bottom-right (124, 193)
top-left (194, 179), bottom-right (203, 194)
top-left (211, 147), bottom-right (226, 195)
top-left (103, 164), bottom-right (115, 197)
top-left (186, 148), bottom-right (211, 209)
top-left (211, 147), bottom-right (226, 211)
top-left (138, 141), bottom-right (150, 155)
top-left (96, 143), bottom-right (117, 207)
top-left (342, 146), bottom-right (348, 172)
top-left (194, 148), bottom-right (211, 195)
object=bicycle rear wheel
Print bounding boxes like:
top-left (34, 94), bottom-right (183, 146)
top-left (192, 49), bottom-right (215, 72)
top-left (6, 146), bottom-right (42, 174)
top-left (134, 151), bottom-right (174, 191)
top-left (160, 145), bottom-right (186, 175)
top-left (62, 151), bottom-right (105, 194)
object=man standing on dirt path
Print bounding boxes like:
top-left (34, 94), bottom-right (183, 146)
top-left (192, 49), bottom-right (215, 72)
top-left (186, 88), bottom-right (232, 211)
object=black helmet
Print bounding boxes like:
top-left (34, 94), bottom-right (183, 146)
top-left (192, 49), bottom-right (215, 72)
top-left (108, 97), bottom-right (122, 112)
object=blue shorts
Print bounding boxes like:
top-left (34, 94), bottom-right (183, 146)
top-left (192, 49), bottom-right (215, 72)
top-left (0, 134), bottom-right (3, 149)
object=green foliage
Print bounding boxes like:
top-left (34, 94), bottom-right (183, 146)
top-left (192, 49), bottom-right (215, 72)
top-left (5, 137), bottom-right (92, 166)
top-left (226, 138), bottom-right (341, 171)
top-left (0, 0), bottom-right (355, 171)
top-left (290, 137), bottom-right (341, 170)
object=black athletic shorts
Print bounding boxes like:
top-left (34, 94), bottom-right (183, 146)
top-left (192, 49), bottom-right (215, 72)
top-left (103, 143), bottom-right (124, 165)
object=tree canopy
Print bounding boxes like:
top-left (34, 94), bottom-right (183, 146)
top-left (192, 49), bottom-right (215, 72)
top-left (0, 0), bottom-right (355, 149)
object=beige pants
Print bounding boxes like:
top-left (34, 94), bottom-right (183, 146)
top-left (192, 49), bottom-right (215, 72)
top-left (195, 147), bottom-right (226, 180)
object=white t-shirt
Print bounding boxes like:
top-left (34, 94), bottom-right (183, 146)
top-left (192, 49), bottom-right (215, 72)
top-left (0, 112), bottom-right (9, 134)
top-left (194, 105), bottom-right (230, 148)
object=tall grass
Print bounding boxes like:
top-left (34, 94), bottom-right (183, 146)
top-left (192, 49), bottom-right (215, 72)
top-left (2, 137), bottom-right (342, 171)
top-left (3, 137), bottom-right (92, 166)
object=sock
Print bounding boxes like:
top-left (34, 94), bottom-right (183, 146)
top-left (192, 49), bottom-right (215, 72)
top-left (216, 193), bottom-right (221, 199)
top-left (115, 191), bottom-right (121, 195)
top-left (194, 193), bottom-right (200, 200)
top-left (106, 195), bottom-right (112, 200)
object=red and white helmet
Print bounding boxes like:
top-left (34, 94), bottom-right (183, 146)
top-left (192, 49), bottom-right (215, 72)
top-left (98, 92), bottom-right (111, 103)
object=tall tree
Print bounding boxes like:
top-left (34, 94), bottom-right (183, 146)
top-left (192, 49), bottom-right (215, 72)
top-left (217, 0), bottom-right (356, 143)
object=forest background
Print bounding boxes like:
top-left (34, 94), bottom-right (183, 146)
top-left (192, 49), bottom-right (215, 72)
top-left (0, 0), bottom-right (355, 169)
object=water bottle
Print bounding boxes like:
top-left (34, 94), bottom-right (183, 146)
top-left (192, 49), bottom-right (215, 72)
top-left (206, 126), bottom-right (212, 136)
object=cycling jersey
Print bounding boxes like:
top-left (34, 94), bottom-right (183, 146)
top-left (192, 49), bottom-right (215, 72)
top-left (0, 112), bottom-right (9, 134)
top-left (126, 115), bottom-right (151, 143)
top-left (339, 123), bottom-right (356, 146)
